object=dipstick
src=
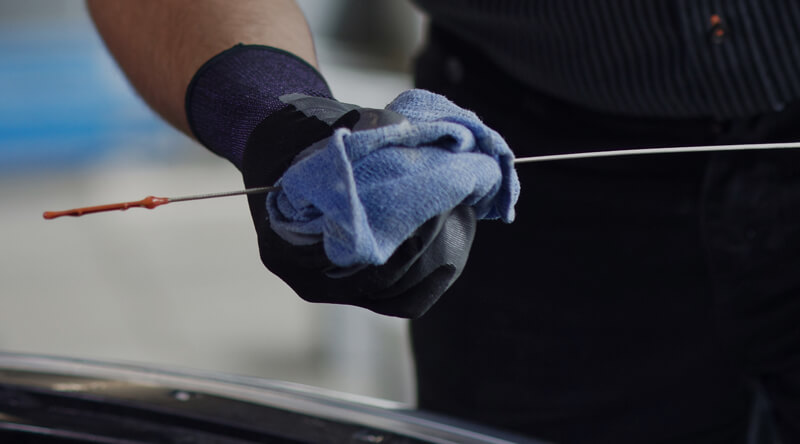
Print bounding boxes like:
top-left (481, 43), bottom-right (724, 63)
top-left (513, 141), bottom-right (800, 163)
top-left (43, 141), bottom-right (800, 220)
top-left (43, 186), bottom-right (279, 220)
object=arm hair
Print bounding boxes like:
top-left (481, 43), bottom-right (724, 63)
top-left (87, 0), bottom-right (317, 135)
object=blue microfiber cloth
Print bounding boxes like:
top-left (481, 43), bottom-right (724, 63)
top-left (267, 89), bottom-right (520, 267)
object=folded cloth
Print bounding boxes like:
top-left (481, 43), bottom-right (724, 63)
top-left (267, 89), bottom-right (520, 267)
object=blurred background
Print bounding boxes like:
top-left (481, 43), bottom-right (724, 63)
top-left (0, 0), bottom-right (426, 403)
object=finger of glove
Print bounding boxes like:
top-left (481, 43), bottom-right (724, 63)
top-left (362, 205), bottom-right (477, 318)
top-left (324, 207), bottom-right (455, 291)
top-left (250, 201), bottom-right (475, 318)
top-left (370, 205), bottom-right (475, 300)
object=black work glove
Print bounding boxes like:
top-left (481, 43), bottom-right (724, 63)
top-left (187, 46), bottom-right (517, 319)
top-left (242, 94), bottom-right (476, 318)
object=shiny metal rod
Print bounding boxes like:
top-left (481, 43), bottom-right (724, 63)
top-left (166, 186), bottom-right (280, 202)
top-left (45, 141), bottom-right (800, 220)
top-left (513, 141), bottom-right (800, 164)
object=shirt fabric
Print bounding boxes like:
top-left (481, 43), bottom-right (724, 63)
top-left (412, 0), bottom-right (800, 119)
top-left (409, 23), bottom-right (800, 442)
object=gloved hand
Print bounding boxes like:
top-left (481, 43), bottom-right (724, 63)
top-left (243, 92), bottom-right (482, 318)
top-left (186, 45), bottom-right (517, 318)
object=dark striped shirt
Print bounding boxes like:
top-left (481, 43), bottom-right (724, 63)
top-left (412, 0), bottom-right (800, 119)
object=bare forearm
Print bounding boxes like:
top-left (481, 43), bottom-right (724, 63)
top-left (87, 0), bottom-right (317, 135)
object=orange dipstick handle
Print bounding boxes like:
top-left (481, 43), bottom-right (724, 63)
top-left (43, 196), bottom-right (170, 220)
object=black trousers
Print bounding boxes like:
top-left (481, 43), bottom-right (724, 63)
top-left (411, 26), bottom-right (800, 444)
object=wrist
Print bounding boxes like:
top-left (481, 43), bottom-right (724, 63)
top-left (185, 44), bottom-right (332, 169)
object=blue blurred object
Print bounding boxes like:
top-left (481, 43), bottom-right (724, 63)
top-left (0, 23), bottom-right (177, 172)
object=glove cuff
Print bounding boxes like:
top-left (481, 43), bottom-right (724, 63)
top-left (185, 44), bottom-right (333, 169)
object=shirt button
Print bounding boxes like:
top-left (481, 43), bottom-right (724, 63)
top-left (709, 14), bottom-right (728, 44)
top-left (444, 56), bottom-right (464, 85)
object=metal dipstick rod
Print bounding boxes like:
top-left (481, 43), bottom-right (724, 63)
top-left (43, 141), bottom-right (800, 220)
top-left (512, 141), bottom-right (800, 163)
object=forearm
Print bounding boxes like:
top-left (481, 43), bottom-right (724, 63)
top-left (87, 0), bottom-right (317, 135)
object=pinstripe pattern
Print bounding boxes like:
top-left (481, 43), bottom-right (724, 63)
top-left (413, 0), bottom-right (800, 118)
